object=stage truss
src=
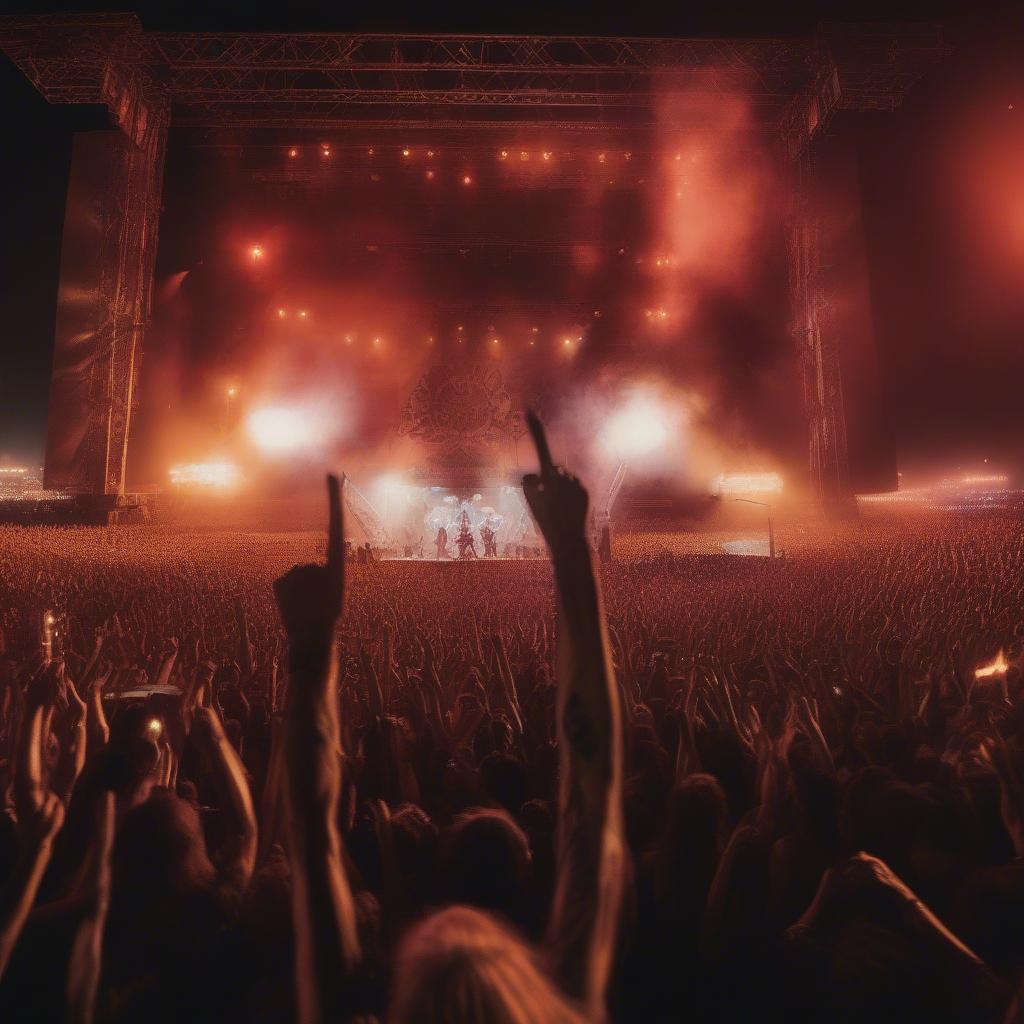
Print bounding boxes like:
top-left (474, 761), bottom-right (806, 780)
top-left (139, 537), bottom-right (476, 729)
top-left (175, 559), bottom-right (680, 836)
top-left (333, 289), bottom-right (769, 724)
top-left (0, 13), bottom-right (950, 501)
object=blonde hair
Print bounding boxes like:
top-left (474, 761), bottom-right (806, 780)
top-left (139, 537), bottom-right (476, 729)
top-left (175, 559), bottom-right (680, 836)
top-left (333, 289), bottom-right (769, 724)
top-left (389, 906), bottom-right (588, 1024)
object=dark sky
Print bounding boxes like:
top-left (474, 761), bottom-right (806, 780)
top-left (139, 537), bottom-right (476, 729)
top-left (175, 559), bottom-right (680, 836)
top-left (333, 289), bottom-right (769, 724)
top-left (1, 1), bottom-right (1023, 479)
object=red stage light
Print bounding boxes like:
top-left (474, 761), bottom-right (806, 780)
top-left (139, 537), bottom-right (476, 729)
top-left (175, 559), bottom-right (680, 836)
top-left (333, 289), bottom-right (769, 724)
top-left (462, 175), bottom-right (473, 185)
top-left (499, 150), bottom-right (509, 160)
top-left (425, 170), bottom-right (435, 180)
top-left (542, 151), bottom-right (552, 161)
top-left (288, 147), bottom-right (298, 158)
top-left (277, 308), bottom-right (286, 318)
top-left (402, 148), bottom-right (411, 157)
top-left (298, 310), bottom-right (308, 319)
top-left (250, 245), bottom-right (264, 261)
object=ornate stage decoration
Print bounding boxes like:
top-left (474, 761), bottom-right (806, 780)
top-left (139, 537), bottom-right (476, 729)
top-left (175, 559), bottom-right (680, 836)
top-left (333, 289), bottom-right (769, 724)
top-left (399, 364), bottom-right (524, 457)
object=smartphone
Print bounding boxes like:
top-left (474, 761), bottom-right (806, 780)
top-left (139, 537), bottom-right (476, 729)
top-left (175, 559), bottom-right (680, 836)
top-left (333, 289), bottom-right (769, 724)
top-left (41, 609), bottom-right (65, 665)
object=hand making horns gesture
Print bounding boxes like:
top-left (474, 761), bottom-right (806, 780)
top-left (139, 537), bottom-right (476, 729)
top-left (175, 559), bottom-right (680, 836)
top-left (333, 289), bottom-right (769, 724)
top-left (522, 410), bottom-right (589, 558)
top-left (273, 473), bottom-right (345, 646)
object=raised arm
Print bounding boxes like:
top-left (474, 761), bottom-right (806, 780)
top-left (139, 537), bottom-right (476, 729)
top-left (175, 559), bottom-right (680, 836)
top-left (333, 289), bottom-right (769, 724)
top-left (0, 703), bottom-right (64, 978)
top-left (191, 705), bottom-right (258, 889)
top-left (523, 412), bottom-right (625, 1019)
top-left (273, 474), bottom-right (360, 1024)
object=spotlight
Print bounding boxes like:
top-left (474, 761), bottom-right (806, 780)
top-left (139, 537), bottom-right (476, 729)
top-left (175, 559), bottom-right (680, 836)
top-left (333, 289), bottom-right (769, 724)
top-left (499, 150), bottom-right (509, 160)
top-left (599, 393), bottom-right (675, 460)
top-left (542, 151), bottom-right (552, 161)
top-left (427, 149), bottom-right (435, 157)
top-left (298, 309), bottom-right (308, 319)
top-left (520, 151), bottom-right (529, 161)
top-left (368, 147), bottom-right (375, 156)
top-left (402, 148), bottom-right (411, 157)
top-left (321, 145), bottom-right (331, 157)
top-left (169, 461), bottom-right (241, 488)
top-left (288, 147), bottom-right (298, 158)
top-left (250, 245), bottom-right (264, 261)
top-left (598, 152), bottom-right (606, 163)
top-left (226, 385), bottom-right (238, 398)
top-left (277, 308), bottom-right (287, 318)
top-left (425, 170), bottom-right (435, 180)
top-left (373, 336), bottom-right (381, 347)
top-left (246, 407), bottom-right (319, 456)
top-left (462, 175), bottom-right (473, 185)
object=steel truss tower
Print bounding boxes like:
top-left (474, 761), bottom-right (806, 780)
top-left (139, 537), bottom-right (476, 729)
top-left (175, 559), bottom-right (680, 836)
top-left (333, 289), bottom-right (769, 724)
top-left (0, 14), bottom-right (948, 502)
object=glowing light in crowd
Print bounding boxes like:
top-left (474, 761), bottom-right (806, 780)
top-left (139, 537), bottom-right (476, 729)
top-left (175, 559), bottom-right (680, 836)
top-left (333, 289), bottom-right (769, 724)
top-left (500, 150), bottom-right (509, 160)
top-left (168, 461), bottom-right (241, 488)
top-left (321, 144), bottom-right (331, 157)
top-left (250, 245), bottom-right (264, 261)
top-left (712, 473), bottom-right (784, 495)
top-left (226, 386), bottom-right (238, 398)
top-left (599, 393), bottom-right (673, 459)
top-left (462, 175), bottom-right (473, 186)
top-left (298, 309), bottom-right (308, 319)
top-left (246, 407), bottom-right (319, 456)
top-left (975, 650), bottom-right (1009, 679)
top-left (961, 474), bottom-right (1008, 485)
top-left (288, 147), bottom-right (298, 158)
top-left (277, 308), bottom-right (286, 318)
top-left (542, 151), bottom-right (552, 161)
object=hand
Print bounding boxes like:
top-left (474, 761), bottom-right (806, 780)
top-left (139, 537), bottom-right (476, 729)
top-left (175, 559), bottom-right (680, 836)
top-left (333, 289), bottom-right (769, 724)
top-left (274, 475), bottom-right (345, 648)
top-left (20, 789), bottom-right (65, 850)
top-left (521, 410), bottom-right (589, 557)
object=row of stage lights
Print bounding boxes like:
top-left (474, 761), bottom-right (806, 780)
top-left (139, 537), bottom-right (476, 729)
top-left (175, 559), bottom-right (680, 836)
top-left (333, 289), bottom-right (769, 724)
top-left (261, 316), bottom-right (590, 350)
top-left (284, 145), bottom-right (700, 165)
top-left (267, 305), bottom-right (670, 331)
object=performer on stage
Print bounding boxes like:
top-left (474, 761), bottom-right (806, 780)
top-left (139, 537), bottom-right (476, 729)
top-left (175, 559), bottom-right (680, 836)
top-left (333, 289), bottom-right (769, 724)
top-left (435, 525), bottom-right (448, 560)
top-left (480, 524), bottom-right (497, 558)
top-left (456, 511), bottom-right (478, 559)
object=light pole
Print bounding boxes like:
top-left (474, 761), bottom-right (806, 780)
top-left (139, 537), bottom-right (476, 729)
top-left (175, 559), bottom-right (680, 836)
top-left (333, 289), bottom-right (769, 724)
top-left (733, 497), bottom-right (775, 559)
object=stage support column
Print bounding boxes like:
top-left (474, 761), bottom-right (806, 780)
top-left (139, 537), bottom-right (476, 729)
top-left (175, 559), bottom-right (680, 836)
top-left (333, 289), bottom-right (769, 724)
top-left (788, 147), bottom-right (852, 510)
top-left (98, 72), bottom-right (168, 497)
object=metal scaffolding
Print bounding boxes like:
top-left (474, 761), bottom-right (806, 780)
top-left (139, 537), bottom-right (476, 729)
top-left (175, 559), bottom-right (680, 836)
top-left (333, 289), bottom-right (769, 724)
top-left (0, 13), bottom-right (950, 502)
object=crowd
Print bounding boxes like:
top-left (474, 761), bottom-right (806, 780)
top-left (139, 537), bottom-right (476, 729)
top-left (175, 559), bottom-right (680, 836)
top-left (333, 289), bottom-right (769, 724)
top-left (0, 428), bottom-right (1023, 1022)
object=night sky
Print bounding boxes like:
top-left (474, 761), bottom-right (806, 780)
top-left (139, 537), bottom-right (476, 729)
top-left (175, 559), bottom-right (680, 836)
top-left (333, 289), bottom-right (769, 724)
top-left (1, 1), bottom-right (1022, 483)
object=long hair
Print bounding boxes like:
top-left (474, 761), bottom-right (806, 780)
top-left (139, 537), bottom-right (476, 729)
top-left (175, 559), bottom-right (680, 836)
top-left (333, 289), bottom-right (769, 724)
top-left (389, 906), bottom-right (587, 1024)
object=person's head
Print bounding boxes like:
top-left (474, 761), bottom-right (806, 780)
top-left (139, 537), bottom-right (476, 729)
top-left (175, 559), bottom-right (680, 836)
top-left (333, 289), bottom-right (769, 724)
top-left (113, 789), bottom-right (215, 894)
top-left (441, 808), bottom-right (531, 921)
top-left (389, 906), bottom-right (586, 1024)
